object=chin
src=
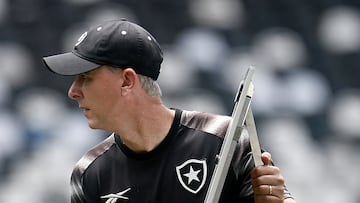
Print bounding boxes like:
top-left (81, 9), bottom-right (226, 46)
top-left (87, 119), bottom-right (111, 131)
top-left (88, 125), bottom-right (98, 129)
top-left (87, 121), bottom-right (100, 129)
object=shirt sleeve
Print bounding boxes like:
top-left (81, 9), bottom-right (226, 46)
top-left (70, 167), bottom-right (87, 203)
top-left (71, 165), bottom-right (103, 203)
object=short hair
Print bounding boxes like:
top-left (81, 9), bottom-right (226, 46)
top-left (137, 74), bottom-right (162, 97)
top-left (107, 66), bottom-right (162, 97)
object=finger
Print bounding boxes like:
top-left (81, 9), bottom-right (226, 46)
top-left (252, 184), bottom-right (284, 198)
top-left (251, 165), bottom-right (281, 179)
top-left (261, 152), bottom-right (272, 165)
top-left (253, 185), bottom-right (285, 203)
top-left (251, 174), bottom-right (285, 189)
top-left (251, 166), bottom-right (284, 188)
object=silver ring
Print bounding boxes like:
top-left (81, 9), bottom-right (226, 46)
top-left (269, 185), bottom-right (273, 195)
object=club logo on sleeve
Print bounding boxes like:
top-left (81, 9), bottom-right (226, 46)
top-left (176, 159), bottom-right (207, 194)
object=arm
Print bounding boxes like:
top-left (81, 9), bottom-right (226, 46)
top-left (251, 152), bottom-right (296, 203)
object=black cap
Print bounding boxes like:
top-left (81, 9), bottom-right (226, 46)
top-left (43, 19), bottom-right (163, 80)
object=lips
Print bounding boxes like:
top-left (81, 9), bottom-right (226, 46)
top-left (79, 106), bottom-right (89, 110)
top-left (79, 106), bottom-right (90, 115)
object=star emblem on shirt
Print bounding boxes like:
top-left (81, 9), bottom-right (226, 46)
top-left (176, 159), bottom-right (207, 194)
top-left (183, 166), bottom-right (201, 184)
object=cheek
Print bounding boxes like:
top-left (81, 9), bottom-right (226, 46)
top-left (103, 82), bottom-right (122, 98)
top-left (84, 77), bottom-right (123, 109)
top-left (91, 79), bottom-right (120, 97)
top-left (96, 83), bottom-right (122, 106)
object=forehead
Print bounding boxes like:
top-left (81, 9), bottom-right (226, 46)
top-left (81, 65), bottom-right (112, 75)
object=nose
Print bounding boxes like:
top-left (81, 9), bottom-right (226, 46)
top-left (68, 78), bottom-right (83, 100)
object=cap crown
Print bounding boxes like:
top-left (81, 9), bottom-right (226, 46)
top-left (73, 19), bottom-right (163, 80)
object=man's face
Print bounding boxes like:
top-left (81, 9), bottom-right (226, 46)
top-left (68, 66), bottom-right (124, 130)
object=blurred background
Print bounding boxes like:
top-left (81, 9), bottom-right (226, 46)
top-left (0, 0), bottom-right (359, 202)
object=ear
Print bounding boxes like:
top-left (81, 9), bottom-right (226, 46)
top-left (120, 68), bottom-right (137, 96)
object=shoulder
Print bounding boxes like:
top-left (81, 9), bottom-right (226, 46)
top-left (178, 109), bottom-right (251, 151)
top-left (180, 110), bottom-right (231, 138)
top-left (70, 134), bottom-right (117, 203)
top-left (71, 133), bottom-right (117, 177)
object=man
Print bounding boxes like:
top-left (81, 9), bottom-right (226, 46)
top-left (43, 19), bottom-right (296, 203)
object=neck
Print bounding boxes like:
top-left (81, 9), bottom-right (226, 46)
top-left (115, 101), bottom-right (175, 153)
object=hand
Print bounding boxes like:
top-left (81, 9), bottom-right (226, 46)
top-left (251, 152), bottom-right (285, 203)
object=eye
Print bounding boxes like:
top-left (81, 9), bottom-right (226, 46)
top-left (80, 74), bottom-right (87, 79)
top-left (79, 73), bottom-right (89, 80)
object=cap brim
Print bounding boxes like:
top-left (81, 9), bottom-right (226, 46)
top-left (43, 52), bottom-right (101, 75)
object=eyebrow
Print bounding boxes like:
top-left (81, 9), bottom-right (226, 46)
top-left (82, 69), bottom-right (97, 76)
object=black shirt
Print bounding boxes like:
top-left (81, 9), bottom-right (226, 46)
top-left (70, 109), bottom-right (292, 203)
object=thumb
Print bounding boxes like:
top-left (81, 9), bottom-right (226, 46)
top-left (261, 152), bottom-right (272, 165)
